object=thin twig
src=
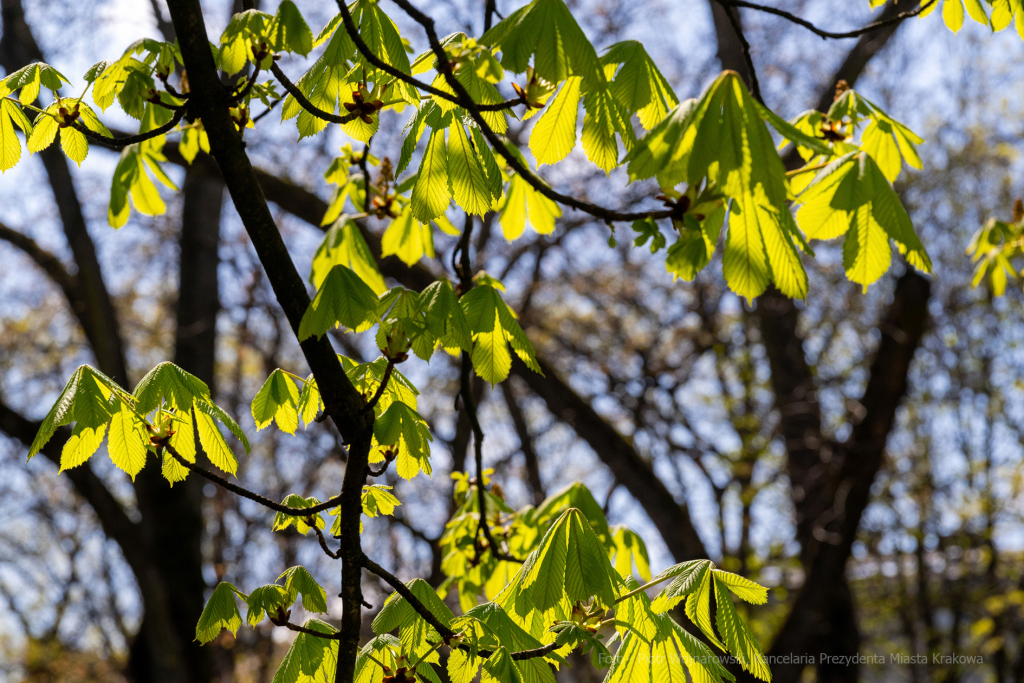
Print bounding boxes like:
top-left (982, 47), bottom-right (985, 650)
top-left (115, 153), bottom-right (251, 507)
top-left (313, 525), bottom-right (341, 559)
top-left (273, 619), bottom-right (342, 639)
top-left (161, 442), bottom-right (344, 515)
top-left (717, 3), bottom-right (762, 104)
top-left (454, 216), bottom-right (523, 565)
top-left (71, 106), bottom-right (186, 150)
top-left (270, 62), bottom-right (363, 124)
top-left (359, 138), bottom-right (374, 216)
top-left (719, 0), bottom-right (937, 41)
top-left (230, 66), bottom-right (261, 104)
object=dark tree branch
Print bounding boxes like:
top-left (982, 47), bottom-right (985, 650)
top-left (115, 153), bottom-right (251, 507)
top-left (270, 62), bottom-right (363, 124)
top-left (163, 443), bottom-right (345, 516)
top-left (721, 0), bottom-right (937, 41)
top-left (71, 107), bottom-right (186, 151)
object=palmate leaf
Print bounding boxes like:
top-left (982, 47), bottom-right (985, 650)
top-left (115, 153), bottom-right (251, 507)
top-left (311, 218), bottom-right (386, 293)
top-left (220, 9), bottom-right (274, 74)
top-left (247, 584), bottom-right (292, 626)
top-left (272, 494), bottom-right (326, 535)
top-left (381, 206), bottom-right (435, 267)
top-left (649, 559), bottom-right (713, 614)
top-left (465, 603), bottom-right (561, 683)
top-left (601, 40), bottom-right (679, 131)
top-left (107, 399), bottom-right (150, 480)
top-left (411, 129), bottom-right (452, 222)
top-left (251, 369), bottom-right (301, 435)
top-left (625, 72), bottom-right (808, 301)
top-left (610, 526), bottom-right (651, 582)
top-left (581, 81), bottom-right (636, 173)
top-left (498, 508), bottom-right (620, 627)
top-left (448, 121), bottom-right (493, 216)
top-left (529, 76), bottom-right (581, 166)
top-left (280, 18), bottom-right (358, 139)
top-left (278, 565), bottom-right (328, 613)
top-left (498, 174), bottom-right (561, 241)
top-left (4, 62), bottom-right (69, 105)
top-left (354, 635), bottom-right (401, 683)
top-left (272, 618), bottom-right (338, 683)
top-left (481, 0), bottom-right (603, 87)
top-left (372, 400), bottom-right (433, 480)
top-left (0, 88), bottom-right (33, 172)
top-left (373, 578), bottom-right (454, 660)
top-left (297, 374), bottom-right (324, 426)
top-left (267, 1), bottom-right (313, 57)
top-left (108, 142), bottom-right (177, 228)
top-left (362, 484), bottom-right (401, 518)
top-left (196, 582), bottom-right (245, 644)
top-left (713, 579), bottom-right (770, 680)
top-left (132, 361), bottom-right (249, 477)
top-left (298, 264), bottom-right (380, 340)
top-left (28, 365), bottom-right (125, 461)
top-left (421, 279), bottom-right (473, 353)
top-left (461, 285), bottom-right (541, 384)
top-left (351, 0), bottom-right (418, 104)
top-left (794, 151), bottom-right (931, 289)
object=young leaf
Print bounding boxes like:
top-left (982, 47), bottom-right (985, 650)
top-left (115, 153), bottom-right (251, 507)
top-left (411, 129), bottom-right (451, 222)
top-left (278, 565), bottom-right (328, 613)
top-left (497, 174), bottom-right (561, 241)
top-left (448, 122), bottom-right (493, 216)
top-left (712, 568), bottom-right (768, 605)
top-left (272, 618), bottom-right (338, 683)
top-left (0, 93), bottom-right (33, 172)
top-left (713, 577), bottom-right (770, 680)
top-left (362, 484), bottom-right (401, 518)
top-left (108, 400), bottom-right (150, 480)
top-left (382, 205), bottom-right (435, 266)
top-left (251, 369), bottom-right (301, 435)
top-left (297, 375), bottom-right (323, 427)
top-left (196, 582), bottom-right (245, 644)
top-left (529, 76), bottom-right (581, 166)
top-left (311, 218), bottom-right (386, 293)
top-left (267, 1), bottom-right (313, 56)
top-left (610, 526), bottom-right (651, 582)
top-left (246, 584), bottom-right (292, 626)
top-left (272, 494), bottom-right (326, 535)
top-left (60, 423), bottom-right (108, 473)
top-left (298, 264), bottom-right (380, 340)
top-left (795, 151), bottom-right (931, 289)
top-left (28, 365), bottom-right (123, 459)
top-left (461, 285), bottom-right (541, 384)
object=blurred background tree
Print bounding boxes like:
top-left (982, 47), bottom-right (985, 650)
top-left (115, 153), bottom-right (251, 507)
top-left (0, 1), bottom-right (1022, 682)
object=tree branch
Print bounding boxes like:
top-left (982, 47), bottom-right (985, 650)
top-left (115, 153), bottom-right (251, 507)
top-left (720, 0), bottom-right (937, 41)
top-left (71, 107), bottom-right (186, 151)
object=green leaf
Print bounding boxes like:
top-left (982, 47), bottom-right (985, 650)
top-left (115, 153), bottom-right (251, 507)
top-left (272, 494), bottom-right (326, 536)
top-left (461, 285), bottom-right (540, 384)
top-left (246, 584), bottom-right (292, 626)
top-left (795, 151), bottom-right (931, 289)
top-left (272, 618), bottom-right (338, 683)
top-left (251, 369), bottom-right (301, 435)
top-left (108, 143), bottom-right (176, 228)
top-left (944, 0), bottom-right (965, 31)
top-left (411, 129), bottom-right (451, 222)
top-left (448, 122), bottom-right (493, 215)
top-left (713, 577), bottom-right (770, 680)
top-left (4, 62), bottom-right (69, 104)
top-left (498, 174), bottom-right (561, 241)
top-left (60, 423), bottom-right (108, 473)
top-left (0, 93), bottom-right (33, 172)
top-left (481, 0), bottom-right (602, 86)
top-left (297, 375), bottom-right (323, 427)
top-left (196, 582), bottom-right (245, 644)
top-left (582, 82), bottom-right (634, 173)
top-left (108, 400), bottom-right (149, 480)
top-left (219, 9), bottom-right (274, 75)
top-left (351, 0), bottom-right (417, 103)
top-left (422, 279), bottom-right (473, 353)
top-left (362, 484), bottom-right (401, 517)
top-left (601, 40), bottom-right (679, 130)
top-left (382, 206), bottom-right (436, 266)
top-left (311, 218), bottom-right (386, 294)
top-left (28, 365), bottom-right (124, 459)
top-left (194, 407), bottom-right (239, 475)
top-left (482, 648), bottom-right (524, 683)
top-left (268, 1), bottom-right (313, 56)
top-left (372, 400), bottom-right (433, 480)
top-left (650, 559), bottom-right (713, 614)
top-left (529, 76), bottom-right (581, 166)
top-left (298, 264), bottom-right (380, 340)
top-left (610, 526), bottom-right (651, 582)
top-left (372, 578), bottom-right (454, 660)
top-left (712, 569), bottom-right (768, 605)
top-left (278, 566), bottom-right (328, 613)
